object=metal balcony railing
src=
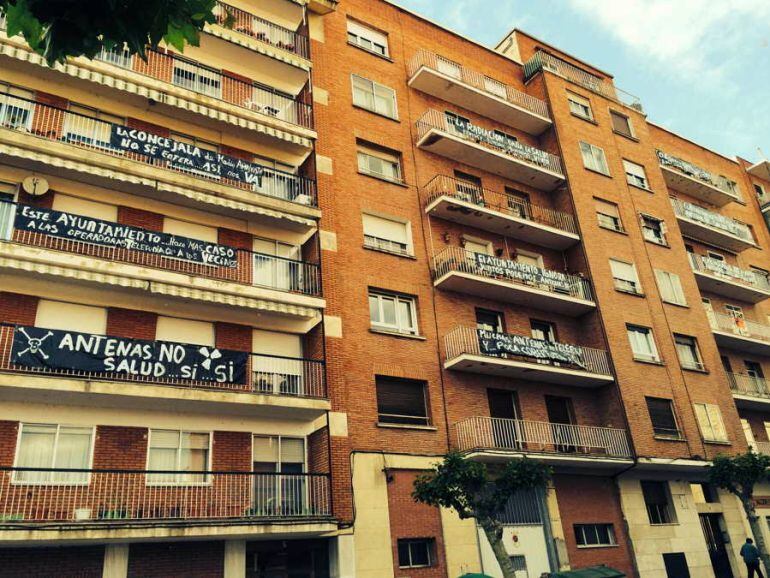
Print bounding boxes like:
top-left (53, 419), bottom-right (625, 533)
top-left (0, 91), bottom-right (317, 207)
top-left (709, 312), bottom-right (770, 343)
top-left (728, 372), bottom-right (770, 398)
top-left (658, 150), bottom-right (742, 201)
top-left (0, 468), bottom-right (330, 524)
top-left (0, 324), bottom-right (326, 398)
top-left (433, 246), bottom-right (593, 302)
top-left (422, 175), bottom-right (577, 234)
top-left (523, 51), bottom-right (643, 112)
top-left (415, 109), bottom-right (564, 177)
top-left (443, 326), bottom-right (612, 376)
top-left (93, 47), bottom-right (313, 129)
top-left (407, 49), bottom-right (550, 120)
top-left (690, 253), bottom-right (770, 292)
top-left (454, 416), bottom-right (632, 458)
top-left (672, 197), bottom-right (753, 241)
top-left (213, 1), bottom-right (309, 58)
top-left (0, 202), bottom-right (321, 297)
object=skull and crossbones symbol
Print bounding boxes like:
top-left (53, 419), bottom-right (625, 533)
top-left (16, 327), bottom-right (53, 360)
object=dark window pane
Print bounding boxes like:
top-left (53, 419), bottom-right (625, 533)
top-left (376, 377), bottom-right (429, 426)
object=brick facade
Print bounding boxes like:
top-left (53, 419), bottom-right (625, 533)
top-left (0, 546), bottom-right (104, 578)
top-left (127, 542), bottom-right (224, 578)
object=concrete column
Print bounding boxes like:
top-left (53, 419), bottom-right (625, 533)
top-left (102, 544), bottom-right (128, 578)
top-left (224, 540), bottom-right (246, 578)
top-left (329, 534), bottom-right (356, 578)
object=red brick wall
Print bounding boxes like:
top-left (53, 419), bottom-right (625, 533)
top-left (0, 421), bottom-right (18, 466)
top-left (117, 206), bottom-right (164, 231)
top-left (0, 292), bottom-right (38, 325)
top-left (308, 427), bottom-right (330, 474)
top-left (92, 426), bottom-right (147, 470)
top-left (0, 546), bottom-right (104, 578)
top-left (106, 308), bottom-right (157, 340)
top-left (212, 430), bottom-right (251, 471)
top-left (215, 322), bottom-right (251, 351)
top-left (126, 118), bottom-right (170, 138)
top-left (127, 541), bottom-right (224, 578)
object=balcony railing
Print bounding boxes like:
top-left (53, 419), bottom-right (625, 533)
top-left (523, 51), bottom-right (642, 112)
top-left (423, 175), bottom-right (577, 234)
top-left (415, 109), bottom-right (564, 178)
top-left (0, 202), bottom-right (321, 297)
top-left (0, 324), bottom-right (326, 399)
top-left (433, 246), bottom-right (593, 301)
top-left (672, 197), bottom-right (753, 241)
top-left (407, 49), bottom-right (550, 120)
top-left (658, 151), bottom-right (742, 202)
top-left (454, 416), bottom-right (632, 459)
top-left (0, 468), bottom-right (330, 525)
top-left (213, 1), bottom-right (309, 59)
top-left (93, 47), bottom-right (313, 129)
top-left (728, 372), bottom-right (770, 398)
top-left (709, 313), bottom-right (770, 343)
top-left (690, 253), bottom-right (770, 292)
top-left (444, 326), bottom-right (612, 376)
top-left (0, 91), bottom-right (317, 207)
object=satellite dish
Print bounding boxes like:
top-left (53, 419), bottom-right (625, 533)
top-left (22, 176), bottom-right (49, 196)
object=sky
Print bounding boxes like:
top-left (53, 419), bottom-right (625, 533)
top-left (395, 0), bottom-right (770, 162)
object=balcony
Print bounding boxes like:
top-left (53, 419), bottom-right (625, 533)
top-left (415, 110), bottom-right (565, 191)
top-left (0, 323), bottom-right (327, 417)
top-left (0, 468), bottom-right (332, 539)
top-left (728, 372), bottom-right (770, 409)
top-left (690, 254), bottom-right (770, 303)
top-left (454, 417), bottom-right (632, 468)
top-left (672, 198), bottom-right (755, 252)
top-left (407, 50), bottom-right (552, 135)
top-left (658, 151), bottom-right (742, 206)
top-left (710, 313), bottom-right (770, 355)
top-left (523, 51), bottom-right (643, 112)
top-left (432, 247), bottom-right (594, 316)
top-left (443, 326), bottom-right (613, 387)
top-left (748, 159), bottom-right (770, 182)
top-left (422, 175), bottom-right (579, 249)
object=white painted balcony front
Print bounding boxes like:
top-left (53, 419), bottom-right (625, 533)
top-left (407, 50), bottom-right (552, 134)
top-left (422, 175), bottom-right (579, 250)
top-left (691, 254), bottom-right (770, 304)
top-left (710, 313), bottom-right (770, 355)
top-left (454, 416), bottom-right (632, 468)
top-left (659, 150), bottom-right (743, 206)
top-left (729, 372), bottom-right (770, 409)
top-left (432, 247), bottom-right (595, 316)
top-left (672, 197), bottom-right (756, 252)
top-left (415, 110), bottom-right (565, 191)
top-left (443, 326), bottom-right (613, 387)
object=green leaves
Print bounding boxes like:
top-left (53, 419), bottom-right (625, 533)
top-left (709, 450), bottom-right (770, 497)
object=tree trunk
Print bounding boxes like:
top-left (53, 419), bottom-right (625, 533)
top-left (479, 516), bottom-right (516, 578)
top-left (741, 495), bottom-right (770, 573)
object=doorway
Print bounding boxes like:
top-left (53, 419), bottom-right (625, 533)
top-left (699, 513), bottom-right (734, 578)
top-left (545, 396), bottom-right (575, 453)
top-left (487, 389), bottom-right (521, 450)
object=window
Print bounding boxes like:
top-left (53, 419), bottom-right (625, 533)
top-left (611, 111), bottom-right (634, 138)
top-left (476, 309), bottom-right (504, 333)
top-left (362, 213), bottom-right (411, 255)
top-left (397, 539), bottom-right (433, 568)
top-left (172, 58), bottom-right (222, 98)
top-left (641, 214), bottom-right (667, 245)
top-left (147, 430), bottom-right (210, 484)
top-left (655, 270), bottom-right (687, 306)
top-left (347, 19), bottom-right (389, 57)
top-left (253, 436), bottom-right (305, 474)
top-left (0, 84), bottom-right (35, 131)
top-left (641, 480), bottom-right (675, 524)
top-left (691, 483), bottom-right (719, 504)
top-left (454, 170), bottom-right (483, 204)
top-left (717, 175), bottom-right (741, 199)
top-left (595, 198), bottom-right (623, 232)
top-left (627, 325), bottom-right (659, 362)
top-left (368, 290), bottom-right (418, 335)
top-left (674, 334), bottom-right (704, 371)
top-left (694, 403), bottom-right (728, 442)
top-left (531, 320), bottom-right (556, 342)
top-left (63, 105), bottom-right (124, 150)
top-left (609, 259), bottom-right (642, 294)
top-left (510, 555), bottom-right (528, 574)
top-left (579, 142), bottom-right (610, 175)
top-left (376, 376), bottom-right (430, 426)
top-left (96, 45), bottom-right (133, 68)
top-left (351, 75), bottom-right (397, 119)
top-left (623, 160), bottom-right (649, 189)
top-left (574, 524), bottom-right (617, 547)
top-left (357, 141), bottom-right (403, 183)
top-left (567, 91), bottom-right (593, 120)
top-left (755, 183), bottom-right (767, 201)
top-left (14, 423), bottom-right (93, 484)
top-left (646, 397), bottom-right (681, 439)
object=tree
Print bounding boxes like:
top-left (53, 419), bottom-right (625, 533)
top-left (413, 452), bottom-right (552, 578)
top-left (0, 0), bottom-right (226, 65)
top-left (709, 451), bottom-right (770, 572)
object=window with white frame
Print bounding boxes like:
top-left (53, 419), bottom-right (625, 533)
top-left (63, 105), bottom-right (124, 150)
top-left (579, 142), bottom-right (610, 175)
top-left (646, 398), bottom-right (681, 439)
top-left (172, 58), bottom-right (222, 98)
top-left (574, 523), bottom-right (617, 547)
top-left (369, 290), bottom-right (418, 335)
top-left (694, 403), bottom-right (728, 442)
top-left (567, 91), bottom-right (593, 120)
top-left (14, 423), bottom-right (93, 484)
top-left (362, 213), bottom-right (411, 255)
top-left (626, 324), bottom-right (659, 362)
top-left (0, 84), bottom-right (35, 131)
top-left (623, 160), bottom-right (649, 189)
top-left (674, 334), bottom-right (704, 371)
top-left (610, 110), bottom-right (634, 138)
top-left (398, 538), bottom-right (434, 568)
top-left (595, 198), bottom-right (623, 232)
top-left (347, 19), bottom-right (389, 57)
top-left (147, 429), bottom-right (210, 485)
top-left (0, 180), bottom-right (18, 240)
top-left (357, 141), bottom-right (403, 183)
top-left (610, 259), bottom-right (642, 294)
top-left (252, 435), bottom-right (305, 474)
top-left (351, 75), bottom-right (398, 119)
top-left (641, 214), bottom-right (667, 245)
top-left (655, 270), bottom-right (687, 306)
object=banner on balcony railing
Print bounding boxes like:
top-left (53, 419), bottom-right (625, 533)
top-left (657, 150), bottom-right (714, 185)
top-left (678, 200), bottom-right (748, 238)
top-left (109, 126), bottom-right (265, 187)
top-left (13, 205), bottom-right (238, 268)
top-left (11, 326), bottom-right (248, 383)
top-left (701, 256), bottom-right (758, 284)
top-left (477, 329), bottom-right (586, 368)
top-left (473, 253), bottom-right (573, 293)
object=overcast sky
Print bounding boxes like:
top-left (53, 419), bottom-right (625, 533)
top-left (396, 0), bottom-right (770, 162)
